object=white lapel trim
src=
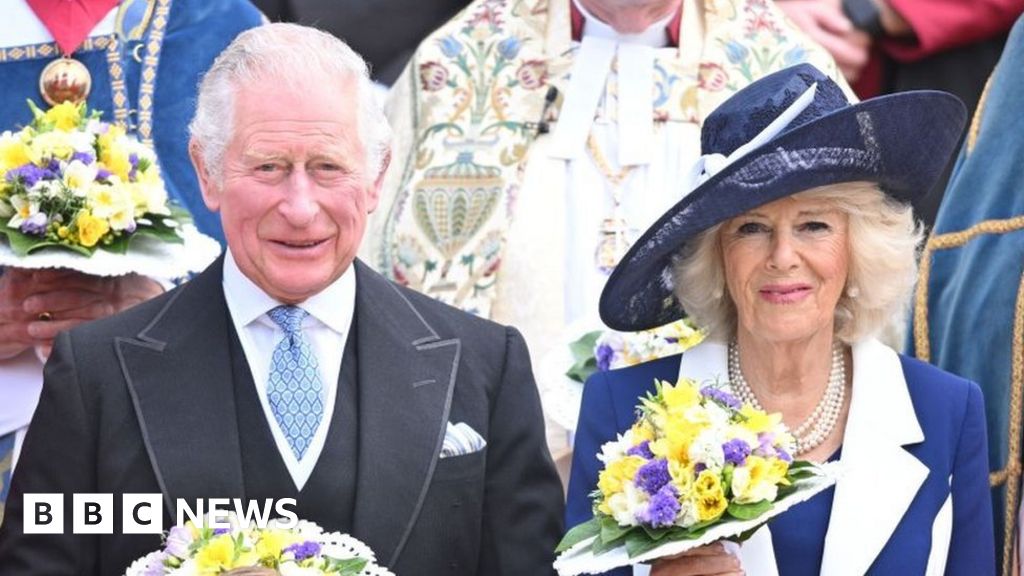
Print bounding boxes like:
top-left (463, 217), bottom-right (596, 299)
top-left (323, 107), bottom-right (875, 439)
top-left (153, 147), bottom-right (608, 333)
top-left (819, 338), bottom-right (927, 575)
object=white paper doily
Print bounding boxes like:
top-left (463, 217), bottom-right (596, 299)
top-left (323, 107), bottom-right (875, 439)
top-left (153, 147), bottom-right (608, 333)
top-left (554, 461), bottom-right (842, 576)
top-left (0, 225), bottom-right (221, 280)
top-left (538, 341), bottom-right (585, 433)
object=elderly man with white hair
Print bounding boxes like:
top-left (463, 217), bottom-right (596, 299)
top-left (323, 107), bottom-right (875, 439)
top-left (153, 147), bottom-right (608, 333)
top-left (0, 23), bottom-right (564, 576)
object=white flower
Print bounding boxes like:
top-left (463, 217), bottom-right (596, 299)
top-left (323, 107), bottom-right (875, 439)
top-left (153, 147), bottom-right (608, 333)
top-left (688, 429), bottom-right (726, 470)
top-left (597, 429), bottom-right (638, 464)
top-left (605, 481), bottom-right (647, 527)
top-left (63, 159), bottom-right (98, 194)
top-left (8, 195), bottom-right (39, 228)
top-left (675, 497), bottom-right (700, 528)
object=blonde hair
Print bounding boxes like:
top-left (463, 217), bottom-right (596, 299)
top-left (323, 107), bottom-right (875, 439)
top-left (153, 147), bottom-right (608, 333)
top-left (672, 182), bottom-right (923, 342)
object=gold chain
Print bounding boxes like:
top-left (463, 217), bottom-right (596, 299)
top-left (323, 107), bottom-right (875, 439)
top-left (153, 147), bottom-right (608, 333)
top-left (586, 133), bottom-right (635, 194)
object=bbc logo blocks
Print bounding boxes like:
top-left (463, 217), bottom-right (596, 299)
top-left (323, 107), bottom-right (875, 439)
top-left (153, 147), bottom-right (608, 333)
top-left (23, 493), bottom-right (164, 535)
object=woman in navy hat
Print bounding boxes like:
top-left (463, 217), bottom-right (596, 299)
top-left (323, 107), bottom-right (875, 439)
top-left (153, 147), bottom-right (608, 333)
top-left (565, 63), bottom-right (995, 575)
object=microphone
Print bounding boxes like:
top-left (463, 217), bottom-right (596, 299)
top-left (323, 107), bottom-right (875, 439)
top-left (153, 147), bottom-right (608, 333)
top-left (534, 86), bottom-right (559, 135)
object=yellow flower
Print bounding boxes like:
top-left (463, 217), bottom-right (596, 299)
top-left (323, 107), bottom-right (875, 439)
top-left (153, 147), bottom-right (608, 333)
top-left (98, 126), bottom-right (132, 181)
top-left (630, 420), bottom-right (656, 443)
top-left (730, 455), bottom-right (787, 504)
top-left (43, 101), bottom-right (82, 131)
top-left (693, 469), bottom-right (727, 521)
top-left (194, 534), bottom-right (235, 574)
top-left (0, 131), bottom-right (31, 172)
top-left (75, 211), bottom-right (110, 247)
top-left (255, 528), bottom-right (300, 560)
top-left (668, 460), bottom-right (695, 495)
top-left (27, 130), bottom-right (76, 164)
top-left (597, 455), bottom-right (645, 500)
top-left (661, 379), bottom-right (700, 412)
top-left (738, 405), bottom-right (783, 434)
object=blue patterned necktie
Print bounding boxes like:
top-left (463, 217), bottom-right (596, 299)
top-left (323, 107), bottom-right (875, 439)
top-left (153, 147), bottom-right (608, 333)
top-left (267, 305), bottom-right (324, 460)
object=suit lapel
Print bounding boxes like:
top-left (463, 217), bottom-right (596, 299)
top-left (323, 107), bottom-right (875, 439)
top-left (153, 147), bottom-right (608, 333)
top-left (349, 261), bottom-right (459, 568)
top-left (115, 258), bottom-right (246, 512)
top-left (819, 338), bottom-right (927, 576)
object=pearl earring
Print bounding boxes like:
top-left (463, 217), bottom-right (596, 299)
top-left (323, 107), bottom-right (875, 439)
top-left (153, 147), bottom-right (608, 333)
top-left (846, 284), bottom-right (860, 298)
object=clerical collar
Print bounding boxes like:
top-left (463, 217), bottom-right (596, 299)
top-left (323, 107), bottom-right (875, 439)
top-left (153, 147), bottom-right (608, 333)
top-left (570, 0), bottom-right (682, 47)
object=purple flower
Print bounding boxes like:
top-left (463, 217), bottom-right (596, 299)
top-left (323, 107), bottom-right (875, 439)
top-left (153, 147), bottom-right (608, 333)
top-left (71, 151), bottom-right (94, 165)
top-left (46, 159), bottom-right (61, 173)
top-left (129, 153), bottom-right (140, 180)
top-left (142, 551), bottom-right (168, 576)
top-left (213, 527), bottom-right (230, 536)
top-left (700, 386), bottom-right (740, 409)
top-left (755, 433), bottom-right (776, 457)
top-left (627, 440), bottom-right (654, 460)
top-left (164, 525), bottom-right (193, 557)
top-left (6, 164), bottom-right (49, 188)
top-left (19, 212), bottom-right (47, 236)
top-left (639, 485), bottom-right (679, 528)
top-left (722, 438), bottom-right (751, 466)
top-left (96, 168), bottom-right (112, 181)
top-left (694, 462), bottom-right (707, 474)
top-left (634, 458), bottom-right (671, 496)
top-left (284, 540), bottom-right (322, 561)
top-left (595, 343), bottom-right (615, 372)
top-left (776, 448), bottom-right (793, 463)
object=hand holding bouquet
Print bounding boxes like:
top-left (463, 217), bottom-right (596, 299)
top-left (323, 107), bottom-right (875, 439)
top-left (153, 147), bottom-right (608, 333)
top-left (554, 378), bottom-right (838, 575)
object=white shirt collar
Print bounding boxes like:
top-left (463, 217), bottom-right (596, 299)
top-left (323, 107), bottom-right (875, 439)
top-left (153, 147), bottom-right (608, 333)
top-left (222, 250), bottom-right (355, 335)
top-left (572, 0), bottom-right (674, 48)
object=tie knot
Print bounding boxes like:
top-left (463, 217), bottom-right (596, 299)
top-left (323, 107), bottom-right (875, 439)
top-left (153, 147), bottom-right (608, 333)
top-left (268, 305), bottom-right (309, 334)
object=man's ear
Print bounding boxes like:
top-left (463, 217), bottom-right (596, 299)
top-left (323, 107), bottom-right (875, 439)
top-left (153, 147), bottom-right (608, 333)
top-left (366, 149), bottom-right (392, 214)
top-left (189, 139), bottom-right (221, 212)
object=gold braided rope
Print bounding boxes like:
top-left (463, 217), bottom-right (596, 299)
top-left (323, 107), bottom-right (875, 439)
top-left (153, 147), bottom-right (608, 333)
top-left (913, 216), bottom-right (1024, 576)
top-left (1001, 273), bottom-right (1024, 576)
top-left (967, 73), bottom-right (994, 155)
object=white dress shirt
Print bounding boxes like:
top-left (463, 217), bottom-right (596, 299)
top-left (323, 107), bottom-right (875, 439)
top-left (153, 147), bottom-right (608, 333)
top-left (222, 252), bottom-right (355, 490)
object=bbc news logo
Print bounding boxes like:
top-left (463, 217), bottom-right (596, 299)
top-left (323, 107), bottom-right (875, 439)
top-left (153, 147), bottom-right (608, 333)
top-left (23, 494), bottom-right (298, 534)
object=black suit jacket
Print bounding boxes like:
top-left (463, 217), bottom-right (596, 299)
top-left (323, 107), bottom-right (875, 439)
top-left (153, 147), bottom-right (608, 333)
top-left (0, 258), bottom-right (563, 575)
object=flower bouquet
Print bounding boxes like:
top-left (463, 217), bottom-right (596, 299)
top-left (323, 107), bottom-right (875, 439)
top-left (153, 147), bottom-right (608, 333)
top-left (553, 378), bottom-right (839, 575)
top-left (0, 100), bottom-right (219, 279)
top-left (123, 515), bottom-right (394, 576)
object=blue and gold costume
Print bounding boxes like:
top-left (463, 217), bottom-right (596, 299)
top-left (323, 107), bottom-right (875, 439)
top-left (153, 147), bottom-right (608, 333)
top-left (909, 14), bottom-right (1024, 576)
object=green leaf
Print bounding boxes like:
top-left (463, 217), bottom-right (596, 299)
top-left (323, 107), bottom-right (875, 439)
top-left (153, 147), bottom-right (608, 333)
top-left (640, 524), bottom-right (671, 542)
top-left (565, 330), bottom-right (603, 383)
top-left (0, 226), bottom-right (93, 257)
top-left (726, 499), bottom-right (772, 521)
top-left (327, 557), bottom-right (369, 575)
top-left (555, 518), bottom-right (602, 553)
top-left (599, 515), bottom-right (632, 545)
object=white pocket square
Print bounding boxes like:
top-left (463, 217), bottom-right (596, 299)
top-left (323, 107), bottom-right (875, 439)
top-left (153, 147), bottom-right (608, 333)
top-left (440, 421), bottom-right (487, 458)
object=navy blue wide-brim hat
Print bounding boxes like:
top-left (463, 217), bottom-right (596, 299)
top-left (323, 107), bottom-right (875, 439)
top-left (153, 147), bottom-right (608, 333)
top-left (599, 63), bottom-right (967, 332)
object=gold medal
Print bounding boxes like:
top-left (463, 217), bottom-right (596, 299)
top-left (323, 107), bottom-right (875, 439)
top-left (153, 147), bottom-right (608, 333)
top-left (39, 57), bottom-right (92, 106)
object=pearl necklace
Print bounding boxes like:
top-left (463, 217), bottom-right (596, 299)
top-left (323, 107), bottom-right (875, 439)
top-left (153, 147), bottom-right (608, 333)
top-left (728, 340), bottom-right (846, 455)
